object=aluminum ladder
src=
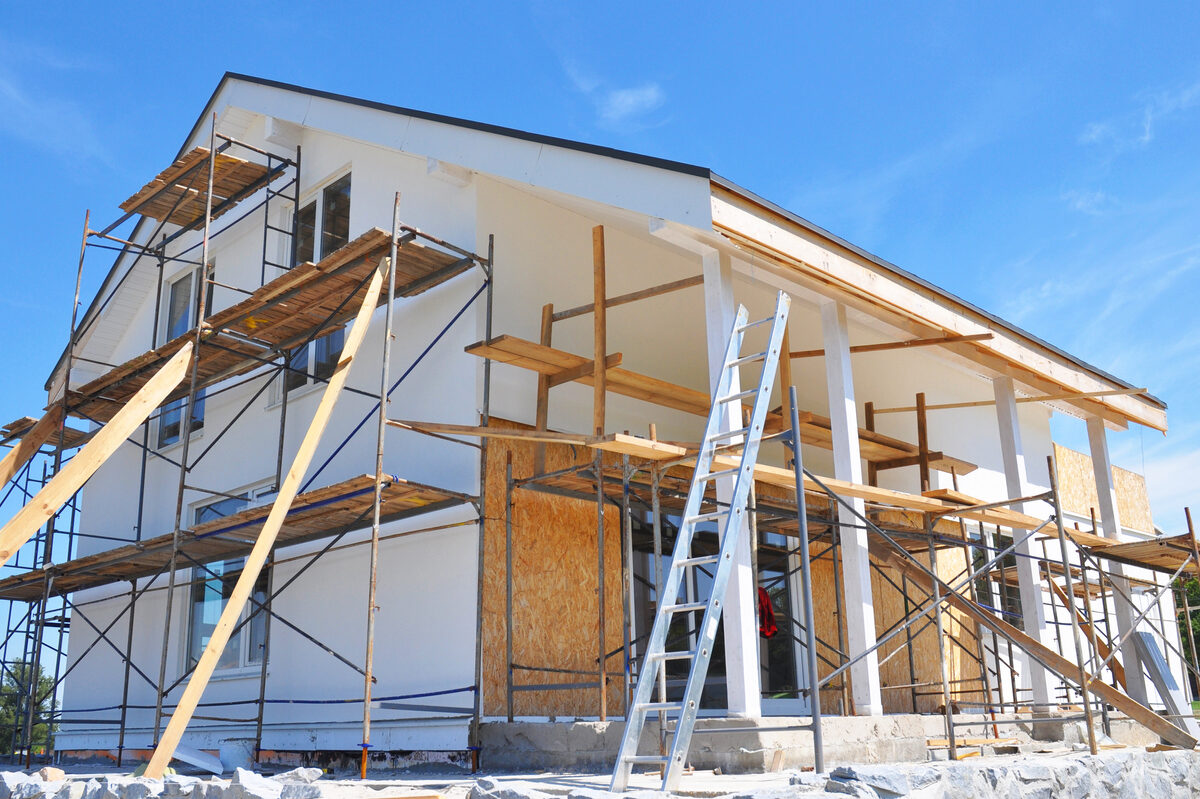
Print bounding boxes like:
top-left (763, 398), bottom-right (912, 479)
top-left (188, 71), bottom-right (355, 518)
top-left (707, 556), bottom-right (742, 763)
top-left (610, 290), bottom-right (790, 792)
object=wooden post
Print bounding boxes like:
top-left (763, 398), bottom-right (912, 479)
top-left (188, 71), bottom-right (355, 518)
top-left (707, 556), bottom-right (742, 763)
top-left (143, 256), bottom-right (390, 779)
top-left (864, 402), bottom-right (877, 487)
top-left (915, 392), bottom-right (931, 493)
top-left (0, 345), bottom-right (193, 566)
top-left (592, 226), bottom-right (607, 438)
top-left (533, 303), bottom-right (554, 474)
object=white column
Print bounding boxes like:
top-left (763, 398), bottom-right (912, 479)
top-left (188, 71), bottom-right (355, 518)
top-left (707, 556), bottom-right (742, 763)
top-left (1086, 415), bottom-right (1149, 703)
top-left (992, 376), bottom-right (1053, 709)
top-left (702, 250), bottom-right (761, 718)
top-left (820, 300), bottom-right (883, 716)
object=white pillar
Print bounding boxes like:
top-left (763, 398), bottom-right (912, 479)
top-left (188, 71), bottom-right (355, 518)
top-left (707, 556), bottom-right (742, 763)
top-left (1086, 415), bottom-right (1149, 703)
top-left (992, 376), bottom-right (1053, 709)
top-left (820, 300), bottom-right (883, 716)
top-left (702, 250), bottom-right (761, 718)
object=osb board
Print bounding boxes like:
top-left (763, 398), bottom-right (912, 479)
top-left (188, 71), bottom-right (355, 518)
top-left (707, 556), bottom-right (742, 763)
top-left (871, 546), bottom-right (985, 714)
top-left (481, 419), bottom-right (625, 718)
top-left (1053, 444), bottom-right (1154, 534)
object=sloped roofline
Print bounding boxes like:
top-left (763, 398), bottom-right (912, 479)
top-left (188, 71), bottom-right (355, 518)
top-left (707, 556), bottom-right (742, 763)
top-left (49, 72), bottom-right (1165, 418)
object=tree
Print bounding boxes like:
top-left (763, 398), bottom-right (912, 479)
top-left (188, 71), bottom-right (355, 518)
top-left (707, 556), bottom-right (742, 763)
top-left (0, 660), bottom-right (57, 755)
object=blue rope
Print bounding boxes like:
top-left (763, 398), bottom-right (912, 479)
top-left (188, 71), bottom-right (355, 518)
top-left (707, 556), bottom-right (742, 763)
top-left (300, 280), bottom-right (488, 494)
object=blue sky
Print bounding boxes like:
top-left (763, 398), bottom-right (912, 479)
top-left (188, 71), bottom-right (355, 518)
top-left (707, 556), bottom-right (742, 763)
top-left (1, 2), bottom-right (1197, 529)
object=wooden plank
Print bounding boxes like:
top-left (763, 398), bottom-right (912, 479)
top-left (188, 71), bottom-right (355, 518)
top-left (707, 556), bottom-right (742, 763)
top-left (789, 333), bottom-right (995, 358)
top-left (885, 550), bottom-right (1197, 749)
top-left (547, 353), bottom-right (622, 389)
top-left (0, 406), bottom-right (64, 487)
top-left (551, 274), bottom-right (704, 321)
top-left (872, 387), bottom-right (1151, 415)
top-left (1047, 578), bottom-right (1127, 689)
top-left (0, 344), bottom-right (193, 567)
top-left (592, 225), bottom-right (606, 437)
top-left (144, 256), bottom-right (389, 779)
top-left (591, 433), bottom-right (689, 461)
top-left (389, 419), bottom-right (591, 445)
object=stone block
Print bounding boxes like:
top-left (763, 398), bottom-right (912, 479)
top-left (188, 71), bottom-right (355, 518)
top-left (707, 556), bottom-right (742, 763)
top-left (52, 783), bottom-right (85, 799)
top-left (269, 771), bottom-right (320, 786)
top-left (36, 772), bottom-right (64, 784)
top-left (469, 778), bottom-right (556, 799)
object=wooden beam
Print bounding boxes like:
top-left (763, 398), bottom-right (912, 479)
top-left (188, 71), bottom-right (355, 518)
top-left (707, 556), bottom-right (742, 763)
top-left (144, 256), bottom-right (390, 779)
top-left (916, 392), bottom-right (931, 492)
top-left (389, 419), bottom-right (590, 445)
top-left (788, 333), bottom-right (994, 359)
top-left (0, 345), bottom-right (193, 567)
top-left (592, 226), bottom-right (606, 437)
top-left (551, 274), bottom-right (703, 322)
top-left (533, 303), bottom-right (554, 474)
top-left (874, 451), bottom-right (944, 472)
top-left (1047, 578), bottom-right (1127, 690)
top-left (0, 406), bottom-right (64, 487)
top-left (884, 550), bottom-right (1194, 748)
top-left (547, 353), bottom-right (623, 388)
top-left (871, 387), bottom-right (1150, 415)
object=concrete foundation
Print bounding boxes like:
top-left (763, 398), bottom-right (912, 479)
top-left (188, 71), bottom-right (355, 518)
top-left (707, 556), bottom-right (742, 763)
top-left (478, 713), bottom-right (1167, 773)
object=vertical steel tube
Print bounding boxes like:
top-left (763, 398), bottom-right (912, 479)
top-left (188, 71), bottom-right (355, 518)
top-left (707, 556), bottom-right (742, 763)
top-left (596, 450), bottom-right (607, 721)
top-left (900, 574), bottom-right (919, 713)
top-left (255, 554), bottom-right (275, 763)
top-left (925, 516), bottom-right (957, 760)
top-left (1048, 457), bottom-right (1098, 755)
top-left (360, 193), bottom-right (399, 780)
top-left (470, 235), bottom-right (494, 767)
top-left (505, 455), bottom-right (514, 722)
top-left (789, 387), bottom-right (823, 773)
top-left (830, 505), bottom-right (850, 714)
top-left (1076, 544), bottom-right (1110, 736)
top-left (155, 113), bottom-right (217, 742)
top-left (651, 463), bottom-right (666, 759)
top-left (620, 455), bottom-right (633, 717)
top-left (116, 580), bottom-right (137, 767)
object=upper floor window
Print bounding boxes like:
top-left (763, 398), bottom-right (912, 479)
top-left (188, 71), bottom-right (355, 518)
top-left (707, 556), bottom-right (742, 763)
top-left (283, 327), bottom-right (345, 397)
top-left (158, 265), bottom-right (213, 448)
top-left (293, 173), bottom-right (351, 266)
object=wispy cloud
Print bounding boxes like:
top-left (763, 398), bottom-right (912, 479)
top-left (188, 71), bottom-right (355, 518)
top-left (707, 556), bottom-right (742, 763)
top-left (0, 34), bottom-right (110, 165)
top-left (1078, 76), bottom-right (1200, 154)
top-left (1062, 188), bottom-right (1114, 215)
top-left (562, 58), bottom-right (667, 133)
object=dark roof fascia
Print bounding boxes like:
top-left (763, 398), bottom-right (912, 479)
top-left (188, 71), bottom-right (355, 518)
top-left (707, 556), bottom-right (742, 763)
top-left (709, 172), bottom-right (1166, 411)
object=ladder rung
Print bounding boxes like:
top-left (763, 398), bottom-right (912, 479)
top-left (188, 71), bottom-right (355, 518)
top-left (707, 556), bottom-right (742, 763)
top-left (708, 427), bottom-right (749, 442)
top-left (650, 650), bottom-right (696, 662)
top-left (622, 755), bottom-right (670, 764)
top-left (637, 702), bottom-right (683, 712)
top-left (663, 602), bottom-right (707, 614)
top-left (683, 509), bottom-right (729, 525)
top-left (716, 388), bottom-right (757, 404)
top-left (699, 466), bottom-right (740, 481)
top-left (735, 317), bottom-right (774, 332)
top-left (728, 351), bottom-right (767, 367)
top-left (675, 555), bottom-right (718, 569)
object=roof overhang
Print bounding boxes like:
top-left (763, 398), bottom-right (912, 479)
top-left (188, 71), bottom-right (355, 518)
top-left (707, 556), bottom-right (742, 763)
top-left (705, 178), bottom-right (1166, 432)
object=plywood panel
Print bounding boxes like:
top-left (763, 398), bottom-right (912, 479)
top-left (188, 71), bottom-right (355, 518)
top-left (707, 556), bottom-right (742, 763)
top-left (481, 419), bottom-right (625, 717)
top-left (1053, 443), bottom-right (1154, 533)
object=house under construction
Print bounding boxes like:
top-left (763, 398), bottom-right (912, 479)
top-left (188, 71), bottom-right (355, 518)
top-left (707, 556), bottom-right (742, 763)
top-left (0, 73), bottom-right (1196, 788)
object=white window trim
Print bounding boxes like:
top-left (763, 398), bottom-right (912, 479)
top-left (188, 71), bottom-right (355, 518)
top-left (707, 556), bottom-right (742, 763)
top-left (156, 262), bottom-right (213, 450)
top-left (185, 482), bottom-right (278, 673)
top-left (287, 165), bottom-right (353, 267)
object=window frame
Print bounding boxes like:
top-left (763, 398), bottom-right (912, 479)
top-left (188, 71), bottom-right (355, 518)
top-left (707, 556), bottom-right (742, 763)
top-left (186, 484), bottom-right (277, 675)
top-left (156, 263), bottom-right (213, 449)
top-left (290, 169), bottom-right (352, 267)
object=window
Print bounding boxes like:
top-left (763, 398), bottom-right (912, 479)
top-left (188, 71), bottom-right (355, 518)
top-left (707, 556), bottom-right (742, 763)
top-left (158, 266), bottom-right (214, 447)
top-left (292, 172), bottom-right (351, 266)
top-left (279, 327), bottom-right (344, 399)
top-left (188, 491), bottom-right (273, 670)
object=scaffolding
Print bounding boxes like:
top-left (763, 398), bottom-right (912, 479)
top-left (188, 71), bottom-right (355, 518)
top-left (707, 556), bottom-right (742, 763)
top-left (0, 116), bottom-right (493, 773)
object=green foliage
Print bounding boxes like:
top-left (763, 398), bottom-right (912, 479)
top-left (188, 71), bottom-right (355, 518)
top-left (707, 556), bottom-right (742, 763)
top-left (0, 660), bottom-right (57, 755)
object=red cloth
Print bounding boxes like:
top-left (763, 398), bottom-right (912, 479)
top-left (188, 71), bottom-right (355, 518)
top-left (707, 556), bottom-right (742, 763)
top-left (757, 586), bottom-right (778, 639)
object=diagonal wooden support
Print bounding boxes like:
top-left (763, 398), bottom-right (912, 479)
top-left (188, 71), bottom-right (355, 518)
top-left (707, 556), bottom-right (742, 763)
top-left (885, 550), bottom-right (1196, 749)
top-left (0, 344), bottom-right (194, 567)
top-left (144, 256), bottom-right (391, 779)
top-left (1047, 577), bottom-right (1127, 690)
top-left (0, 405), bottom-right (66, 487)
